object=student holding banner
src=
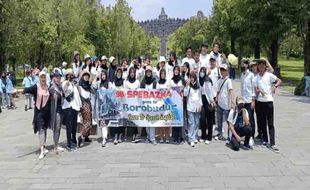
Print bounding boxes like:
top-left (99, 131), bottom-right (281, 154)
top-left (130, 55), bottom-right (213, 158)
top-left (110, 67), bottom-right (124, 145)
top-left (92, 69), bottom-right (111, 147)
top-left (124, 67), bottom-right (142, 143)
top-left (157, 69), bottom-right (170, 143)
top-left (170, 66), bottom-right (185, 144)
top-left (140, 66), bottom-right (157, 145)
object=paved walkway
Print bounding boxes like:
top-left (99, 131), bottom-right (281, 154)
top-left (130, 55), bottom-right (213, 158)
top-left (0, 80), bottom-right (310, 190)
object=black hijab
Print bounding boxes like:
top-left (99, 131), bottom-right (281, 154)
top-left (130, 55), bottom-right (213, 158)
top-left (144, 69), bottom-right (154, 85)
top-left (128, 67), bottom-right (136, 83)
top-left (100, 69), bottom-right (109, 89)
top-left (171, 66), bottom-right (181, 84)
top-left (79, 72), bottom-right (91, 91)
top-left (115, 68), bottom-right (124, 87)
top-left (189, 72), bottom-right (199, 90)
top-left (158, 69), bottom-right (166, 84)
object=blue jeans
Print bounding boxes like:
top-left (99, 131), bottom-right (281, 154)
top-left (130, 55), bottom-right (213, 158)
top-left (188, 111), bottom-right (200, 143)
top-left (217, 105), bottom-right (230, 137)
top-left (1, 93), bottom-right (9, 107)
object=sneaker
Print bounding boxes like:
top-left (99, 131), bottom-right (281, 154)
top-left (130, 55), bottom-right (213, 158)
top-left (225, 139), bottom-right (230, 145)
top-left (215, 134), bottom-right (225, 141)
top-left (165, 139), bottom-right (169, 144)
top-left (25, 105), bottom-right (28, 111)
top-left (270, 145), bottom-right (280, 153)
top-left (134, 137), bottom-right (141, 143)
top-left (243, 144), bottom-right (253, 150)
top-left (118, 139), bottom-right (122, 143)
top-left (43, 149), bottom-right (49, 155)
top-left (159, 139), bottom-right (164, 143)
top-left (194, 139), bottom-right (198, 144)
top-left (78, 136), bottom-right (83, 148)
top-left (102, 139), bottom-right (107, 147)
top-left (57, 147), bottom-right (65, 152)
top-left (38, 152), bottom-right (45, 160)
top-left (92, 119), bottom-right (97, 126)
top-left (254, 135), bottom-right (262, 141)
top-left (190, 142), bottom-right (195, 147)
top-left (113, 139), bottom-right (118, 145)
top-left (131, 135), bottom-right (136, 143)
top-left (262, 141), bottom-right (268, 147)
top-left (152, 140), bottom-right (157, 145)
top-left (249, 137), bottom-right (254, 146)
top-left (199, 139), bottom-right (204, 143)
top-left (205, 140), bottom-right (210, 145)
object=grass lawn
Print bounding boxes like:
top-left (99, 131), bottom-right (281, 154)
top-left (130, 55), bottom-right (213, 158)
top-left (278, 58), bottom-right (304, 92)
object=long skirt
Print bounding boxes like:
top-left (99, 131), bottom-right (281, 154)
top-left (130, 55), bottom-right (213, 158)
top-left (80, 100), bottom-right (92, 137)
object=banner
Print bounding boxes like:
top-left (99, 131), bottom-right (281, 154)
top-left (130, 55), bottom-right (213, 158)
top-left (96, 88), bottom-right (183, 127)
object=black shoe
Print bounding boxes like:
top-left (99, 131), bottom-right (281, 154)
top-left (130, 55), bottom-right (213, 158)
top-left (254, 135), bottom-right (262, 141)
top-left (72, 139), bottom-right (77, 145)
top-left (84, 137), bottom-right (92, 143)
top-left (29, 107), bottom-right (33, 110)
top-left (25, 105), bottom-right (28, 111)
top-left (243, 144), bottom-right (253, 150)
top-left (77, 136), bottom-right (83, 148)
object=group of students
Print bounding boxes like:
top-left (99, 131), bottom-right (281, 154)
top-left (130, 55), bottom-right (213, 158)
top-left (0, 71), bottom-right (17, 113)
top-left (19, 42), bottom-right (282, 160)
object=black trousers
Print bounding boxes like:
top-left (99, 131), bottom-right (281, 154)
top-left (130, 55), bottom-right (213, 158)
top-left (256, 101), bottom-right (275, 146)
top-left (63, 108), bottom-right (78, 147)
top-left (231, 125), bottom-right (252, 150)
top-left (244, 103), bottom-right (256, 138)
top-left (254, 100), bottom-right (262, 138)
top-left (200, 95), bottom-right (214, 141)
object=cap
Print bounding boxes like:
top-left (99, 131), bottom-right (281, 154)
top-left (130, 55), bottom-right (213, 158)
top-left (219, 64), bottom-right (228, 70)
top-left (39, 71), bottom-right (47, 77)
top-left (159, 56), bottom-right (166, 63)
top-left (66, 68), bottom-right (73, 76)
top-left (145, 65), bottom-right (153, 71)
top-left (109, 56), bottom-right (116, 63)
top-left (84, 54), bottom-right (91, 60)
top-left (236, 96), bottom-right (245, 105)
top-left (73, 51), bottom-right (80, 57)
top-left (101, 55), bottom-right (107, 60)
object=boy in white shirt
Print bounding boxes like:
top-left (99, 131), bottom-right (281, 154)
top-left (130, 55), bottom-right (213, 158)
top-left (199, 43), bottom-right (210, 69)
top-left (182, 47), bottom-right (196, 71)
top-left (215, 64), bottom-right (233, 141)
top-left (254, 59), bottom-right (281, 153)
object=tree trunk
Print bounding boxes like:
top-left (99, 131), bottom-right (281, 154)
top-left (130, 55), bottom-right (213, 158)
top-left (238, 44), bottom-right (243, 69)
top-left (55, 0), bottom-right (61, 67)
top-left (37, 43), bottom-right (45, 69)
top-left (304, 20), bottom-right (310, 76)
top-left (254, 38), bottom-right (260, 59)
top-left (0, 2), bottom-right (6, 72)
top-left (267, 38), bottom-right (278, 68)
top-left (231, 36), bottom-right (235, 54)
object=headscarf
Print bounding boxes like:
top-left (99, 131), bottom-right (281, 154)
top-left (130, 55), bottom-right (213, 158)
top-left (158, 69), bottom-right (166, 84)
top-left (79, 72), bottom-right (91, 91)
top-left (171, 66), bottom-right (181, 84)
top-left (189, 71), bottom-right (199, 90)
top-left (128, 67), bottom-right (136, 83)
top-left (114, 67), bottom-right (124, 87)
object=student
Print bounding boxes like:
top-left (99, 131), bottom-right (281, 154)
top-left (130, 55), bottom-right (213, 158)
top-left (209, 42), bottom-right (222, 66)
top-left (108, 56), bottom-right (117, 82)
top-left (184, 71), bottom-right (202, 147)
top-left (72, 51), bottom-right (83, 80)
top-left (181, 47), bottom-right (196, 70)
top-left (92, 70), bottom-right (111, 147)
top-left (154, 56), bottom-right (166, 80)
top-left (82, 54), bottom-right (92, 73)
top-left (22, 70), bottom-right (35, 111)
top-left (181, 62), bottom-right (190, 138)
top-left (240, 59), bottom-right (255, 145)
top-left (227, 96), bottom-right (253, 151)
top-left (140, 66), bottom-right (157, 145)
top-left (167, 52), bottom-right (177, 80)
top-left (215, 64), bottom-right (234, 142)
top-left (199, 67), bottom-right (215, 144)
top-left (1, 72), bottom-right (15, 109)
top-left (62, 69), bottom-right (82, 150)
top-left (110, 67), bottom-right (125, 145)
top-left (124, 67), bottom-right (141, 143)
top-left (170, 66), bottom-right (185, 144)
top-left (254, 59), bottom-right (282, 153)
top-left (77, 70), bottom-right (93, 148)
top-left (193, 52), bottom-right (201, 73)
top-left (49, 70), bottom-right (65, 154)
top-left (23, 71), bottom-right (51, 159)
top-left (157, 69), bottom-right (170, 143)
top-left (199, 43), bottom-right (210, 69)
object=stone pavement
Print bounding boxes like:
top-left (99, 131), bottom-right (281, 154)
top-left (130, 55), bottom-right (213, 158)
top-left (0, 80), bottom-right (310, 190)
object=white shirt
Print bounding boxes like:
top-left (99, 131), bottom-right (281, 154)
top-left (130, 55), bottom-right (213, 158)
top-left (200, 80), bottom-right (214, 103)
top-left (254, 72), bottom-right (277, 102)
top-left (209, 67), bottom-right (220, 98)
top-left (72, 62), bottom-right (84, 78)
top-left (165, 64), bottom-right (174, 82)
top-left (241, 70), bottom-right (255, 103)
top-left (62, 82), bottom-right (82, 111)
top-left (182, 57), bottom-right (196, 70)
top-left (209, 52), bottom-right (222, 66)
top-left (169, 79), bottom-right (183, 88)
top-left (157, 80), bottom-right (169, 89)
top-left (199, 53), bottom-right (210, 69)
top-left (227, 109), bottom-right (249, 125)
top-left (217, 77), bottom-right (233, 110)
top-left (184, 86), bottom-right (202, 112)
top-left (124, 79), bottom-right (140, 89)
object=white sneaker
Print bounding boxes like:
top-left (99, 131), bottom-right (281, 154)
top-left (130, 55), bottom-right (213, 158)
top-left (159, 139), bottom-right (164, 143)
top-left (190, 142), bottom-right (195, 147)
top-left (57, 147), bottom-right (65, 152)
top-left (92, 119), bottom-right (97, 126)
top-left (102, 139), bottom-right (107, 147)
top-left (165, 139), bottom-right (169, 144)
top-left (194, 139), bottom-right (198, 144)
top-left (43, 149), bottom-right (49, 155)
top-left (249, 137), bottom-right (254, 146)
top-left (225, 139), bottom-right (230, 145)
top-left (199, 139), bottom-right (204, 143)
top-left (205, 140), bottom-right (210, 145)
top-left (38, 152), bottom-right (45, 160)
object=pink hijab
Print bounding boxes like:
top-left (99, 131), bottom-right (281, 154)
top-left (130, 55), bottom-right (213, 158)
top-left (36, 84), bottom-right (49, 110)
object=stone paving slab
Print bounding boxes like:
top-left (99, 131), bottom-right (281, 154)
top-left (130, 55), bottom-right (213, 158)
top-left (0, 80), bottom-right (310, 189)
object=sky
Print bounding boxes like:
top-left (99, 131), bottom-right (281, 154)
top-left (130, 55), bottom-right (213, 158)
top-left (100, 0), bottom-right (213, 21)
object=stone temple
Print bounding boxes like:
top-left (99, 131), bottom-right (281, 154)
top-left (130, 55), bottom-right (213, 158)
top-left (139, 8), bottom-right (204, 56)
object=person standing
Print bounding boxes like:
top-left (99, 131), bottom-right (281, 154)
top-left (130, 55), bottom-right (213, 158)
top-left (62, 69), bottom-right (82, 150)
top-left (199, 67), bottom-right (215, 145)
top-left (170, 66), bottom-right (184, 144)
top-left (157, 69), bottom-right (170, 143)
top-left (140, 66), bottom-right (157, 145)
top-left (108, 56), bottom-right (117, 83)
top-left (22, 70), bottom-right (35, 111)
top-left (124, 67), bottom-right (141, 143)
top-left (182, 47), bottom-right (196, 71)
top-left (254, 59), bottom-right (282, 153)
top-left (200, 43), bottom-right (210, 69)
top-left (240, 59), bottom-right (256, 145)
top-left (184, 71), bottom-right (202, 147)
top-left (215, 64), bottom-right (234, 142)
top-left (49, 70), bottom-right (65, 154)
top-left (23, 71), bottom-right (51, 159)
top-left (77, 70), bottom-right (93, 148)
top-left (72, 51), bottom-right (83, 81)
top-left (209, 42), bottom-right (222, 66)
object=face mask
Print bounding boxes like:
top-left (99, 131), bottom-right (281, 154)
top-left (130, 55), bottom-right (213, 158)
top-left (199, 72), bottom-right (205, 78)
